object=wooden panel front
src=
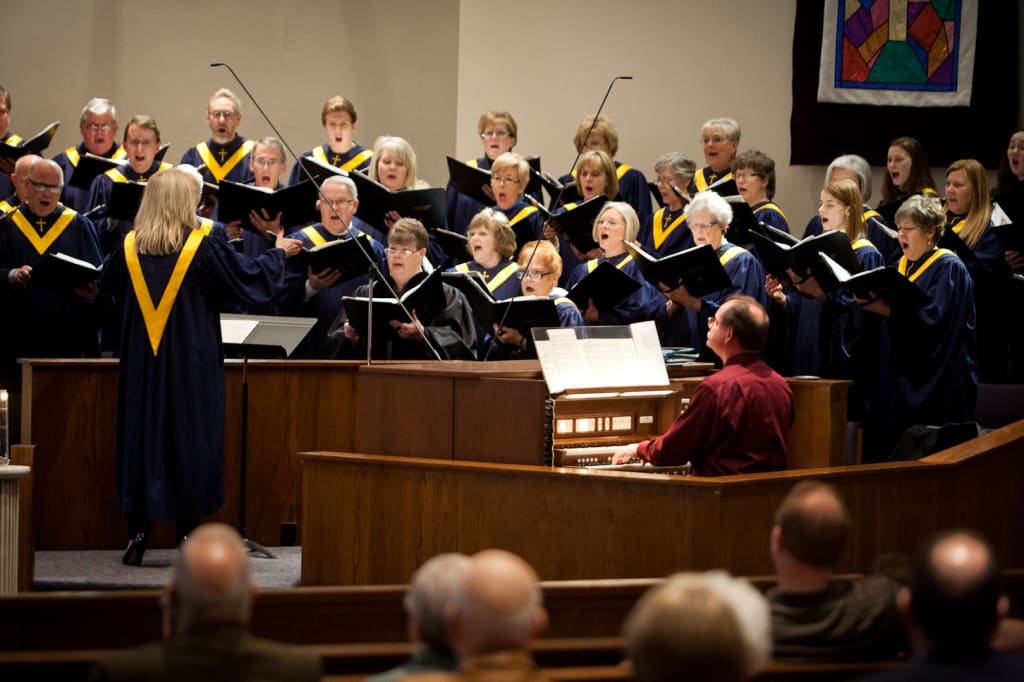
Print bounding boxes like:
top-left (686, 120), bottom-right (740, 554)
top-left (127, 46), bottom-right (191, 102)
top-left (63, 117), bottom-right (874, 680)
top-left (20, 360), bottom-right (367, 550)
top-left (301, 421), bottom-right (1024, 585)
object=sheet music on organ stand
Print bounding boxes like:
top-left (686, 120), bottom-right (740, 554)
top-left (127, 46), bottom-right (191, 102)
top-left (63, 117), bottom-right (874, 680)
top-left (532, 320), bottom-right (672, 398)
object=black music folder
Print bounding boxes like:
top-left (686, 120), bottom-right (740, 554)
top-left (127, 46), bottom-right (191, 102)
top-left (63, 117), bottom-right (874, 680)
top-left (442, 272), bottom-right (559, 334)
top-left (30, 252), bottom-right (101, 292)
top-left (567, 261), bottom-right (641, 311)
top-left (752, 228), bottom-right (860, 288)
top-left (819, 253), bottom-right (928, 309)
top-left (992, 223), bottom-right (1024, 253)
top-left (446, 157), bottom-right (493, 206)
top-left (107, 181), bottom-right (146, 221)
top-left (348, 170), bottom-right (447, 232)
top-left (624, 241), bottom-right (731, 297)
top-left (298, 155), bottom-right (346, 186)
top-left (69, 153), bottom-right (122, 190)
top-left (432, 228), bottom-right (470, 262)
top-left (937, 229), bottom-right (977, 265)
top-left (342, 269), bottom-right (446, 340)
top-left (0, 121), bottom-right (59, 173)
top-left (216, 179), bottom-right (318, 232)
top-left (550, 196), bottom-right (607, 254)
top-left (302, 233), bottom-right (378, 276)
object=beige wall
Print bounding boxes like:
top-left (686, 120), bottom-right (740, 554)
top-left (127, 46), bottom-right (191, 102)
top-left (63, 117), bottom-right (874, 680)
top-left (2, 0), bottom-right (1022, 236)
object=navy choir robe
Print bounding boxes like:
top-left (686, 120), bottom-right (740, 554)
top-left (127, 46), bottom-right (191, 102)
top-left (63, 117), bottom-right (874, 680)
top-left (288, 143), bottom-right (373, 186)
top-left (0, 203), bottom-right (103, 365)
top-left (639, 206), bottom-right (692, 256)
top-left (886, 248), bottom-right (978, 446)
top-left (494, 199), bottom-right (545, 251)
top-left (87, 161), bottom-right (174, 254)
top-left (669, 242), bottom-right (767, 360)
top-left (691, 165), bottom-right (732, 194)
top-left (752, 200), bottom-right (790, 234)
top-left (281, 222), bottom-right (387, 358)
top-left (180, 136), bottom-right (255, 185)
top-left (947, 214), bottom-right (1015, 383)
top-left (450, 258), bottom-right (521, 301)
top-left (53, 142), bottom-right (127, 212)
top-left (804, 206), bottom-right (900, 264)
top-left (102, 230), bottom-right (288, 522)
top-left (326, 271), bottom-right (477, 360)
top-left (565, 251), bottom-right (666, 326)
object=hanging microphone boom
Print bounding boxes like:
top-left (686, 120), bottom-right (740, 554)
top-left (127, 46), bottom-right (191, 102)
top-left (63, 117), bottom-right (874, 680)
top-left (210, 62), bottom-right (443, 361)
top-left (487, 75), bottom-right (634, 359)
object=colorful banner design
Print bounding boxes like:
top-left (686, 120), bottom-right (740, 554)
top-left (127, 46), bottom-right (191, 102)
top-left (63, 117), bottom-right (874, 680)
top-left (817, 0), bottom-right (978, 107)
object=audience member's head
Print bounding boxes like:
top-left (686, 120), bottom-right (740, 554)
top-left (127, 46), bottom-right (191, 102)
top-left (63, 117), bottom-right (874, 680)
top-left (624, 571), bottom-right (771, 682)
top-left (446, 549), bottom-right (548, 659)
top-left (403, 553), bottom-right (471, 655)
top-left (772, 479), bottom-right (851, 570)
top-left (163, 523), bottom-right (253, 636)
top-left (902, 529), bottom-right (1007, 659)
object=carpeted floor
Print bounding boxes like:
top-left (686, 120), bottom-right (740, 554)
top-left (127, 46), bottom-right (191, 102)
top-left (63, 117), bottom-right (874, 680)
top-left (33, 546), bottom-right (302, 591)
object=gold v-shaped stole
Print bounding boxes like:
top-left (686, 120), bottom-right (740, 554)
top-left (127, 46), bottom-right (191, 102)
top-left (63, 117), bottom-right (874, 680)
top-left (124, 230), bottom-right (205, 355)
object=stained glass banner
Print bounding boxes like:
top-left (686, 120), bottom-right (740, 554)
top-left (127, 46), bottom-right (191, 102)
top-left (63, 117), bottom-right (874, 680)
top-left (817, 0), bottom-right (977, 107)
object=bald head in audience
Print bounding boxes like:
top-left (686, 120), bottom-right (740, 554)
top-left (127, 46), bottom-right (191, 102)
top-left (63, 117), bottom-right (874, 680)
top-left (446, 549), bottom-right (548, 659)
top-left (770, 480), bottom-right (851, 591)
top-left (902, 530), bottom-right (1006, 658)
top-left (164, 522), bottom-right (253, 636)
top-left (624, 571), bottom-right (771, 682)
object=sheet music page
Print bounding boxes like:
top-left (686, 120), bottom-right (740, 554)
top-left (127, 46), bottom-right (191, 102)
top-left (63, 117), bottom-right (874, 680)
top-left (630, 321), bottom-right (671, 385)
top-left (221, 318), bottom-right (259, 344)
top-left (534, 321), bottom-right (669, 394)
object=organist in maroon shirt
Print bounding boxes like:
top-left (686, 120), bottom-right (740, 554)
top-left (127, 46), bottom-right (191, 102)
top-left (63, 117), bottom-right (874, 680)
top-left (612, 295), bottom-right (793, 475)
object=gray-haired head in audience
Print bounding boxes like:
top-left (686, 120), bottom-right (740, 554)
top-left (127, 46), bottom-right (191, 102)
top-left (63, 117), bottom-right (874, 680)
top-left (403, 552), bottom-right (471, 654)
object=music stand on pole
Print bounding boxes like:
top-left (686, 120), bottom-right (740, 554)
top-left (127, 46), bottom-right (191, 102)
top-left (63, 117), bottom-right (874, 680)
top-left (221, 313), bottom-right (316, 558)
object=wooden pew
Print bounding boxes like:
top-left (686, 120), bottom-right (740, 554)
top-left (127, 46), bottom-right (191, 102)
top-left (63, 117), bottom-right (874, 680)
top-left (300, 420), bottom-right (1024, 585)
top-left (0, 577), bottom-right (922, 681)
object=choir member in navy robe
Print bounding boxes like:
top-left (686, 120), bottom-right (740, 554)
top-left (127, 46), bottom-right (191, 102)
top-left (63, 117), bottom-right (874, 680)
top-left (487, 239), bottom-right (584, 360)
top-left (447, 207), bottom-right (521, 352)
top-left (288, 95), bottom-right (373, 185)
top-left (281, 175), bottom-right (386, 358)
top-left (803, 154), bottom-right (900, 263)
top-left (0, 158), bottom-right (103, 373)
top-left (692, 118), bottom-right (740, 193)
top-left (880, 137), bottom-right (938, 208)
top-left (87, 115), bottom-right (173, 254)
top-left (53, 98), bottom-right (126, 213)
top-left (944, 159), bottom-right (1014, 383)
top-left (328, 218), bottom-right (476, 360)
top-left (766, 179), bottom-right (885, 425)
top-left (448, 207), bottom-right (521, 301)
top-left (558, 114), bottom-right (652, 226)
top-left (859, 194), bottom-right (978, 460)
top-left (734, 149), bottom-right (790, 234)
top-left (661, 191), bottom-right (766, 362)
top-left (0, 86), bottom-right (19, 199)
top-left (101, 168), bottom-right (303, 566)
top-left (564, 201), bottom-right (666, 326)
top-left (488, 152), bottom-right (544, 257)
top-left (368, 135), bottom-right (446, 268)
top-left (445, 111), bottom-right (518, 236)
top-left (179, 88), bottom-right (254, 212)
top-left (547, 150), bottom-right (620, 286)
top-left (639, 152), bottom-right (695, 256)
top-left (213, 136), bottom-right (291, 261)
